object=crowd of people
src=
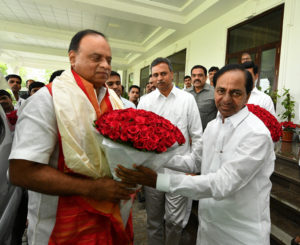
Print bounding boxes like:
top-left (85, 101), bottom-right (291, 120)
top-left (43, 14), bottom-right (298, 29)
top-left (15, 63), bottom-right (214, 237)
top-left (0, 28), bottom-right (294, 245)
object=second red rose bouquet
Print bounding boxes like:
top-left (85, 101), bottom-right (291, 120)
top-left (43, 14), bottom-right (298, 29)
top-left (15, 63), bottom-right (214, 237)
top-left (247, 104), bottom-right (282, 142)
top-left (6, 110), bottom-right (18, 126)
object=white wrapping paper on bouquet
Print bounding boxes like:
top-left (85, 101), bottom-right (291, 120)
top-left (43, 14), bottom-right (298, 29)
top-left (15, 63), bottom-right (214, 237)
top-left (99, 135), bottom-right (178, 226)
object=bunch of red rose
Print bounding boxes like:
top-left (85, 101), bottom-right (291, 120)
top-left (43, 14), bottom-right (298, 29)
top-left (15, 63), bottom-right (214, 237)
top-left (6, 110), bottom-right (18, 126)
top-left (280, 121), bottom-right (297, 132)
top-left (95, 108), bottom-right (186, 153)
top-left (247, 104), bottom-right (282, 142)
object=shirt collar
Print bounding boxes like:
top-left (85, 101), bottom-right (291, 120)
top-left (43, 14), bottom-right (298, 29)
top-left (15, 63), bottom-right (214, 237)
top-left (216, 106), bottom-right (250, 128)
top-left (252, 87), bottom-right (259, 93)
top-left (193, 83), bottom-right (211, 93)
top-left (96, 86), bottom-right (107, 104)
top-left (154, 84), bottom-right (177, 98)
top-left (203, 83), bottom-right (211, 90)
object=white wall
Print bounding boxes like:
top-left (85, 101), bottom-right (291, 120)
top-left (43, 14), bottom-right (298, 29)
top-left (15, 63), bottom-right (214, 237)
top-left (276, 0), bottom-right (300, 123)
top-left (127, 0), bottom-right (300, 123)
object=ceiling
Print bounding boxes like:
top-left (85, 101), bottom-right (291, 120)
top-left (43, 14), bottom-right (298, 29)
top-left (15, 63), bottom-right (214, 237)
top-left (0, 0), bottom-right (246, 71)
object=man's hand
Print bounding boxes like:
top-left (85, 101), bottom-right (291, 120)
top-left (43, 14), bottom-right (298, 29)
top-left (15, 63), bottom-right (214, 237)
top-left (116, 164), bottom-right (157, 188)
top-left (86, 177), bottom-right (135, 203)
top-left (10, 159), bottom-right (135, 203)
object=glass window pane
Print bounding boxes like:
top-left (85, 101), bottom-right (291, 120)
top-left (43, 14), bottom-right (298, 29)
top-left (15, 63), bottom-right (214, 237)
top-left (228, 57), bottom-right (239, 64)
top-left (259, 48), bottom-right (276, 92)
top-left (167, 49), bottom-right (186, 88)
top-left (228, 8), bottom-right (282, 54)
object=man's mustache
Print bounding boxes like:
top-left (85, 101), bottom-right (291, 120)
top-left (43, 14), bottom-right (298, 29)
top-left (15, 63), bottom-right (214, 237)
top-left (194, 79), bottom-right (201, 83)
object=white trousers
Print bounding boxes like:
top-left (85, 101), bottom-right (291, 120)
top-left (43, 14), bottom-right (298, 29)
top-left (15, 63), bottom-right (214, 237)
top-left (144, 186), bottom-right (192, 245)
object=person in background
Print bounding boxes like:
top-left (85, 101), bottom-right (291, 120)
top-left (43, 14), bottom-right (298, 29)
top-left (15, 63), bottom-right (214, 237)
top-left (28, 82), bottom-right (45, 96)
top-left (0, 89), bottom-right (27, 243)
top-left (20, 79), bottom-right (36, 99)
top-left (183, 75), bottom-right (193, 92)
top-left (242, 61), bottom-right (275, 116)
top-left (26, 79), bottom-right (35, 89)
top-left (49, 70), bottom-right (65, 83)
top-left (189, 65), bottom-right (217, 130)
top-left (137, 57), bottom-right (202, 245)
top-left (208, 66), bottom-right (219, 86)
top-left (5, 74), bottom-right (24, 109)
top-left (0, 89), bottom-right (14, 114)
top-left (291, 236), bottom-right (300, 245)
top-left (0, 89), bottom-right (18, 129)
top-left (145, 82), bottom-right (151, 94)
top-left (106, 71), bottom-right (136, 108)
top-left (149, 74), bottom-right (157, 92)
top-left (128, 85), bottom-right (140, 107)
top-left (241, 52), bottom-right (252, 63)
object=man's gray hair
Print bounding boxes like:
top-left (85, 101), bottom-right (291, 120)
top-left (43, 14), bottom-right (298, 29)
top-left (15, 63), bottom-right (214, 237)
top-left (150, 57), bottom-right (173, 72)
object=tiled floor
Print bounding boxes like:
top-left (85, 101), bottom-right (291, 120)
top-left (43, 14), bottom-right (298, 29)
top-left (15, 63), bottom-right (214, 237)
top-left (132, 199), bottom-right (198, 245)
top-left (132, 200), bottom-right (148, 245)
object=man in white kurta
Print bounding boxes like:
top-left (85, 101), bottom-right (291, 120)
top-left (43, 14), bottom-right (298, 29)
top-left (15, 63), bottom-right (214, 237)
top-left (242, 61), bottom-right (276, 116)
top-left (157, 106), bottom-right (275, 245)
top-left (248, 86), bottom-right (275, 115)
top-left (138, 57), bottom-right (202, 245)
top-left (117, 64), bottom-right (275, 245)
top-left (8, 82), bottom-right (115, 244)
top-left (106, 71), bottom-right (136, 108)
top-left (9, 30), bottom-right (134, 245)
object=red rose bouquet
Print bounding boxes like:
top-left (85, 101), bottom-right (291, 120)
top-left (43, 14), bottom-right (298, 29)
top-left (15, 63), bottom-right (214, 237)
top-left (280, 121), bottom-right (296, 132)
top-left (95, 108), bottom-right (185, 153)
top-left (6, 110), bottom-right (18, 126)
top-left (94, 108), bottom-right (186, 225)
top-left (247, 104), bottom-right (282, 142)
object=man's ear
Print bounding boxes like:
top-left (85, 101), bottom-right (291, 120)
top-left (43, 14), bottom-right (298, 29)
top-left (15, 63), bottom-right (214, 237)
top-left (69, 51), bottom-right (76, 68)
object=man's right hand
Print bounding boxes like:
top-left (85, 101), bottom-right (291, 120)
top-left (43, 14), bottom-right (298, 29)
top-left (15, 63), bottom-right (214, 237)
top-left (86, 177), bottom-right (136, 203)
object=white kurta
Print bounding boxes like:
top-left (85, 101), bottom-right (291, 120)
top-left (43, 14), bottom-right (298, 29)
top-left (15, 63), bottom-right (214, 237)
top-left (248, 87), bottom-right (276, 116)
top-left (138, 85), bottom-right (203, 245)
top-left (9, 85), bottom-right (109, 245)
top-left (138, 85), bottom-right (203, 173)
top-left (157, 107), bottom-right (275, 245)
top-left (121, 96), bottom-right (136, 108)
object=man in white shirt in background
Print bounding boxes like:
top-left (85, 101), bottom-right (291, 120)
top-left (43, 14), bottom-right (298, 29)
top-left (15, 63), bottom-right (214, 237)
top-left (208, 66), bottom-right (219, 87)
top-left (128, 85), bottom-right (140, 107)
top-left (242, 61), bottom-right (276, 116)
top-left (137, 57), bottom-right (203, 245)
top-left (5, 74), bottom-right (25, 110)
top-left (117, 64), bottom-right (275, 245)
top-left (149, 74), bottom-right (157, 92)
top-left (106, 71), bottom-right (136, 108)
top-left (183, 75), bottom-right (193, 92)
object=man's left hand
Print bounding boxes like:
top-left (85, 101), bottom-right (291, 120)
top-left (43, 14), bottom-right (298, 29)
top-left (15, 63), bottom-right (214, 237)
top-left (116, 164), bottom-right (157, 188)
